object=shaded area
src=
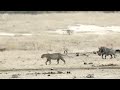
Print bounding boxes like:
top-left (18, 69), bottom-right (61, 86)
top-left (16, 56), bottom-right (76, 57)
top-left (1, 66), bottom-right (120, 72)
top-left (0, 11), bottom-right (119, 14)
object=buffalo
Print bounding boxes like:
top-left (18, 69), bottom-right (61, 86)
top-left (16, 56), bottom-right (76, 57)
top-left (97, 47), bottom-right (116, 59)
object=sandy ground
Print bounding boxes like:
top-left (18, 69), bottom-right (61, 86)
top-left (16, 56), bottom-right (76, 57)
top-left (0, 50), bottom-right (120, 79)
top-left (0, 12), bottom-right (120, 79)
top-left (1, 69), bottom-right (120, 79)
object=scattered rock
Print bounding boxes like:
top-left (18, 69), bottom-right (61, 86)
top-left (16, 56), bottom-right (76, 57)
top-left (0, 48), bottom-right (6, 52)
top-left (50, 68), bottom-right (54, 70)
top-left (88, 62), bottom-right (93, 64)
top-left (82, 54), bottom-right (89, 57)
top-left (18, 56), bottom-right (21, 59)
top-left (50, 72), bottom-right (56, 74)
top-left (93, 51), bottom-right (97, 54)
top-left (48, 74), bottom-right (50, 76)
top-left (99, 64), bottom-right (118, 67)
top-left (0, 61), bottom-right (3, 63)
top-left (67, 71), bottom-right (71, 74)
top-left (76, 53), bottom-right (79, 56)
top-left (84, 62), bottom-right (87, 65)
top-left (34, 72), bottom-right (41, 76)
top-left (11, 74), bottom-right (19, 78)
top-left (73, 76), bottom-right (76, 79)
top-left (42, 71), bottom-right (56, 74)
top-left (84, 62), bottom-right (93, 65)
top-left (92, 65), bottom-right (95, 67)
top-left (57, 71), bottom-right (63, 74)
top-left (86, 74), bottom-right (94, 78)
top-left (36, 72), bottom-right (41, 74)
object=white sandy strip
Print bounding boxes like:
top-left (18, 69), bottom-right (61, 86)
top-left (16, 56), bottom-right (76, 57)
top-left (21, 34), bottom-right (32, 36)
top-left (0, 33), bottom-right (33, 36)
top-left (0, 24), bottom-right (120, 36)
top-left (55, 24), bottom-right (120, 34)
top-left (68, 24), bottom-right (120, 32)
top-left (0, 33), bottom-right (15, 36)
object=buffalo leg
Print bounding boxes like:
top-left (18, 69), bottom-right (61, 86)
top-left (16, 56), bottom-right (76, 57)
top-left (114, 54), bottom-right (116, 58)
top-left (45, 59), bottom-right (49, 65)
top-left (102, 54), bottom-right (104, 59)
top-left (105, 55), bottom-right (107, 59)
top-left (110, 55), bottom-right (113, 59)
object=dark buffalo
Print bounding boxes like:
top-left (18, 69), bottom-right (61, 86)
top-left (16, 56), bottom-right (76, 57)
top-left (41, 53), bottom-right (66, 65)
top-left (97, 47), bottom-right (116, 59)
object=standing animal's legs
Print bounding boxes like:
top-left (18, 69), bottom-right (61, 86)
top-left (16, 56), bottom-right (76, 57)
top-left (45, 60), bottom-right (48, 65)
top-left (110, 54), bottom-right (113, 59)
top-left (102, 54), bottom-right (104, 59)
top-left (60, 57), bottom-right (66, 64)
top-left (57, 59), bottom-right (60, 64)
top-left (49, 59), bottom-right (51, 65)
top-left (105, 55), bottom-right (107, 59)
top-left (113, 54), bottom-right (116, 58)
top-left (45, 59), bottom-right (49, 65)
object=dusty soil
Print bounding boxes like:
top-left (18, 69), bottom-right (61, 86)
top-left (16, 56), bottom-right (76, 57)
top-left (0, 12), bottom-right (120, 79)
top-left (0, 50), bottom-right (120, 79)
